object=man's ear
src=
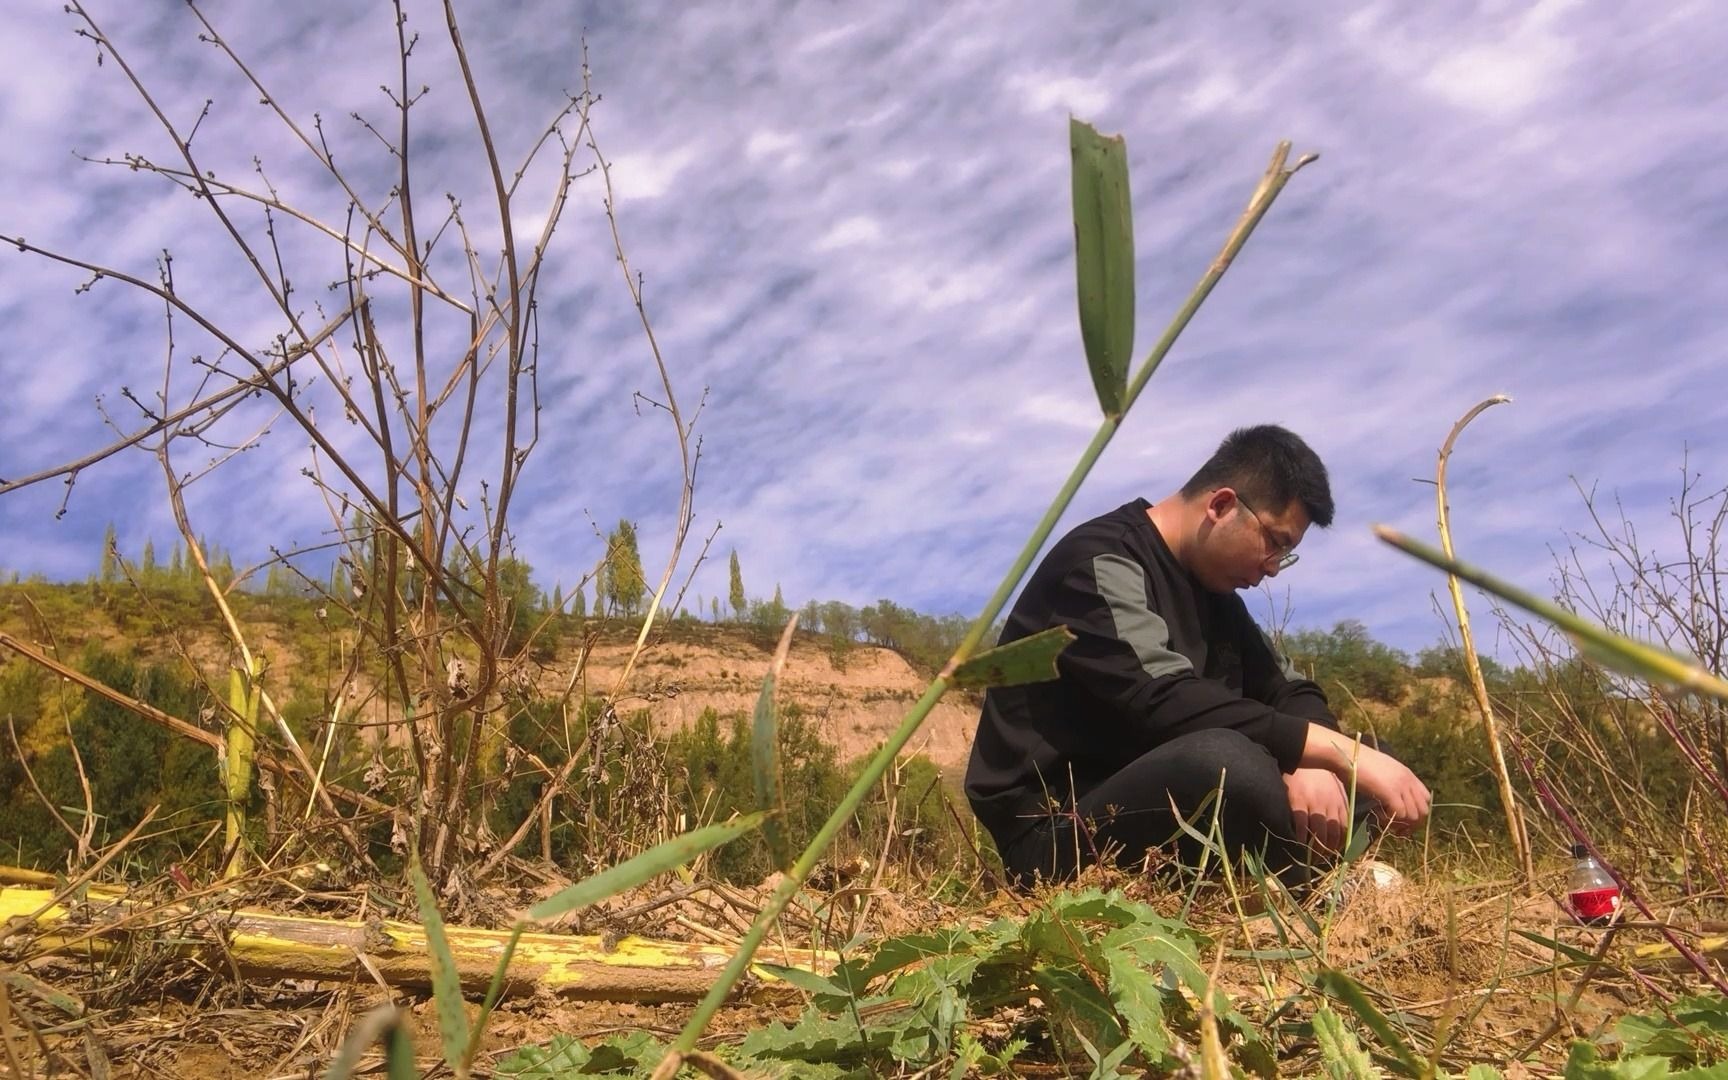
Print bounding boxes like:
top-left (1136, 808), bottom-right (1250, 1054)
top-left (1205, 487), bottom-right (1238, 523)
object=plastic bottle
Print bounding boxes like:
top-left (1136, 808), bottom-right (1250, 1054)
top-left (1566, 844), bottom-right (1621, 925)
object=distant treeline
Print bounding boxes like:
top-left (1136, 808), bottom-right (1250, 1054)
top-left (3, 529), bottom-right (994, 675)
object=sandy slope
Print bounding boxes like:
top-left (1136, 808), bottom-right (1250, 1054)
top-left (553, 628), bottom-right (982, 771)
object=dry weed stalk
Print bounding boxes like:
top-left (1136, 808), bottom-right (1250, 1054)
top-left (1433, 394), bottom-right (1532, 884)
top-left (1, 3), bottom-right (703, 885)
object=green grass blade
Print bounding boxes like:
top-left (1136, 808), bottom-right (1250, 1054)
top-left (1511, 928), bottom-right (1599, 965)
top-left (1071, 117), bottom-right (1135, 418)
top-left (463, 924), bottom-right (526, 1070)
top-left (1375, 526), bottom-right (1728, 700)
top-left (411, 857), bottom-right (471, 1074)
top-left (754, 616), bottom-right (798, 871)
top-left (527, 811), bottom-right (769, 922)
top-left (386, 1020), bottom-right (417, 1080)
top-left (754, 962), bottom-right (853, 998)
top-left (324, 1006), bottom-right (414, 1080)
top-left (950, 625), bottom-right (1075, 689)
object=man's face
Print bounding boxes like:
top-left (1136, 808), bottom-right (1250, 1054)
top-left (1196, 488), bottom-right (1311, 593)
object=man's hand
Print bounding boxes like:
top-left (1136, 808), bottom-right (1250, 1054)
top-left (1301, 723), bottom-right (1432, 835)
top-left (1284, 767), bottom-right (1349, 853)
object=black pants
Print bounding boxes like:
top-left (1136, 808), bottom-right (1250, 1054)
top-left (996, 728), bottom-right (1374, 889)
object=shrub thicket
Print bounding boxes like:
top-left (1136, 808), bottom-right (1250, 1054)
top-left (0, 646), bottom-right (224, 869)
top-left (663, 704), bottom-right (851, 883)
top-left (3, 576), bottom-right (1712, 881)
top-left (1283, 619), bottom-right (1412, 709)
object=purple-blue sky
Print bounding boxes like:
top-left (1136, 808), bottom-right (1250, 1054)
top-left (3, 1), bottom-right (1725, 655)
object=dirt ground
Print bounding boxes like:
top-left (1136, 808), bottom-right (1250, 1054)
top-left (2, 858), bottom-right (1684, 1079)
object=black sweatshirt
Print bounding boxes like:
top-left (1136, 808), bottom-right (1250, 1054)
top-left (964, 498), bottom-right (1339, 846)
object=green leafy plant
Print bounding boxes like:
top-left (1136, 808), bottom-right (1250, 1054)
top-left (1562, 1041), bottom-right (1725, 1079)
top-left (495, 1031), bottom-right (670, 1077)
top-left (766, 889), bottom-right (1272, 1076)
top-left (1313, 968), bottom-right (1423, 1077)
top-left (501, 887), bottom-right (1268, 1078)
top-left (1313, 1004), bottom-right (1378, 1080)
top-left (1610, 994), bottom-right (1728, 1068)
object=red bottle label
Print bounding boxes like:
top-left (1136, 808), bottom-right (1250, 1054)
top-left (1569, 886), bottom-right (1620, 921)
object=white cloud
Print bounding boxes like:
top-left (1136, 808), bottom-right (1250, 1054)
top-left (1017, 392), bottom-right (1098, 432)
top-left (1423, 38), bottom-right (1570, 114)
top-left (605, 148), bottom-right (695, 201)
top-left (744, 130), bottom-right (798, 162)
top-left (814, 215), bottom-right (884, 252)
top-left (795, 21), bottom-right (865, 56)
top-left (1182, 71), bottom-right (1243, 115)
top-left (1009, 73), bottom-right (1113, 117)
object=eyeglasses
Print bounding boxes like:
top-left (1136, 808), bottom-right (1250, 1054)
top-left (1233, 492), bottom-right (1300, 571)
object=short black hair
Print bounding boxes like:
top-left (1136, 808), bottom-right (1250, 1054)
top-left (1179, 424), bottom-right (1335, 528)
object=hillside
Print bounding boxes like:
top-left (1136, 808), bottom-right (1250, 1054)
top-left (0, 582), bottom-right (983, 772)
top-left (581, 628), bottom-right (981, 769)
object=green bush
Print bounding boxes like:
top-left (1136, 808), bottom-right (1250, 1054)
top-left (489, 696), bottom-right (665, 868)
top-left (1376, 682), bottom-right (1509, 852)
top-left (664, 704), bottom-right (850, 883)
top-left (0, 647), bottom-right (225, 869)
top-left (1284, 619), bottom-right (1411, 707)
top-left (848, 753), bottom-right (978, 885)
top-left (1414, 643), bottom-right (1512, 689)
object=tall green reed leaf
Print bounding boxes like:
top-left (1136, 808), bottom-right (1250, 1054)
top-left (950, 625), bottom-right (1075, 689)
top-left (1374, 526), bottom-right (1728, 701)
top-left (411, 856), bottom-right (471, 1076)
top-left (658, 130), bottom-right (1317, 1072)
top-left (1071, 118), bottom-right (1135, 418)
top-left (385, 1019), bottom-right (417, 1080)
top-left (754, 616), bottom-right (798, 871)
top-left (526, 810), bottom-right (769, 922)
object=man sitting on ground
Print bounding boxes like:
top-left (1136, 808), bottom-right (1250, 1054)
top-left (964, 424), bottom-right (1430, 887)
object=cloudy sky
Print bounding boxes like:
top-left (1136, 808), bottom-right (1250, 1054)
top-left (2, 0), bottom-right (1724, 656)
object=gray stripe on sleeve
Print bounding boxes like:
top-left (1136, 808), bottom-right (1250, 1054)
top-left (1093, 554), bottom-right (1193, 680)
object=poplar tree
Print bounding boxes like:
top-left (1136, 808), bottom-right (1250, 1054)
top-left (604, 520), bottom-right (645, 616)
top-left (728, 549), bottom-right (745, 621)
top-left (99, 523), bottom-right (120, 582)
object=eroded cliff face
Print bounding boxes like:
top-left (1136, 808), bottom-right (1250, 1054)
top-left (572, 631), bottom-right (981, 770)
